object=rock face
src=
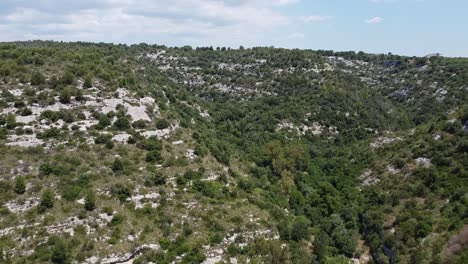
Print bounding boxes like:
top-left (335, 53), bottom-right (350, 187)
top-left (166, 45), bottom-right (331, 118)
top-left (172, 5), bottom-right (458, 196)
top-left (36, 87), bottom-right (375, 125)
top-left (415, 157), bottom-right (432, 168)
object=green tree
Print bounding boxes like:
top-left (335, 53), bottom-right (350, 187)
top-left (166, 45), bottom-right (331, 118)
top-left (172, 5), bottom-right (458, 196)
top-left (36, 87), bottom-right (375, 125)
top-left (60, 71), bottom-right (74, 85)
top-left (114, 116), bottom-right (131, 130)
top-left (6, 113), bottom-right (16, 129)
top-left (59, 87), bottom-right (72, 104)
top-left (83, 75), bottom-right (93, 88)
top-left (39, 189), bottom-right (55, 211)
top-left (291, 216), bottom-right (311, 241)
top-left (96, 114), bottom-right (111, 129)
top-left (84, 191), bottom-right (96, 211)
top-left (112, 159), bottom-right (124, 172)
top-left (155, 118), bottom-right (170, 129)
top-left (146, 150), bottom-right (162, 163)
top-left (51, 238), bottom-right (69, 264)
top-left (14, 176), bottom-right (26, 194)
top-left (30, 71), bottom-right (46, 85)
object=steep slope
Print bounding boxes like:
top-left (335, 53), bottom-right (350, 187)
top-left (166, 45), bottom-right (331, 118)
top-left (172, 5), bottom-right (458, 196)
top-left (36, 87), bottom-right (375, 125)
top-left (0, 41), bottom-right (466, 264)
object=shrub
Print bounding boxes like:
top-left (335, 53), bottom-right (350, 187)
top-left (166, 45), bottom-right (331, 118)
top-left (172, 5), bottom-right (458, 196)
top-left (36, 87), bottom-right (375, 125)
top-left (6, 114), bottom-right (16, 129)
top-left (144, 172), bottom-right (166, 186)
top-left (14, 176), bottom-right (26, 194)
top-left (50, 237), bottom-right (69, 264)
top-left (83, 75), bottom-right (93, 88)
top-left (30, 72), bottom-right (46, 85)
top-left (59, 87), bottom-right (72, 104)
top-left (155, 118), bottom-right (170, 129)
top-left (96, 114), bottom-right (111, 129)
top-left (132, 120), bottom-right (147, 129)
top-left (39, 189), bottom-right (55, 211)
top-left (39, 163), bottom-right (54, 176)
top-left (94, 134), bottom-right (112, 144)
top-left (75, 89), bottom-right (85, 102)
top-left (84, 191), bottom-right (96, 211)
top-left (60, 71), bottom-right (74, 85)
top-left (138, 136), bottom-right (162, 151)
top-left (20, 108), bottom-right (33, 116)
top-left (290, 216), bottom-right (311, 241)
top-left (114, 116), bottom-right (131, 130)
top-left (111, 159), bottom-right (124, 172)
top-left (111, 183), bottom-right (132, 202)
top-left (146, 150), bottom-right (162, 163)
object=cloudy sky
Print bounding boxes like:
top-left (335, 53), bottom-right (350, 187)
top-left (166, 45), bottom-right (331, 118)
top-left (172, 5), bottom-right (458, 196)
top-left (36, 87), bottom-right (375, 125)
top-left (0, 0), bottom-right (466, 57)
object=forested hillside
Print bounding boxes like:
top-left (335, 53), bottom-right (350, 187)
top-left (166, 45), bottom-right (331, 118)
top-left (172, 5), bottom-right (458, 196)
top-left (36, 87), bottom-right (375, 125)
top-left (0, 41), bottom-right (466, 264)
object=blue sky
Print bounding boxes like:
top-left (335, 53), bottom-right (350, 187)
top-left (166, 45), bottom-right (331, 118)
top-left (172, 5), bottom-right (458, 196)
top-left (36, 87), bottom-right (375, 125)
top-left (0, 0), bottom-right (466, 57)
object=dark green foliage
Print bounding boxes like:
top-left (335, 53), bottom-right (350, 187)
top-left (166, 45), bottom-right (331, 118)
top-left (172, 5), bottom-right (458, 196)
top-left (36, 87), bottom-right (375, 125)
top-left (145, 150), bottom-right (162, 163)
top-left (39, 163), bottom-right (54, 176)
top-left (145, 172), bottom-right (166, 186)
top-left (51, 238), bottom-right (69, 264)
top-left (6, 113), bottom-right (16, 129)
top-left (20, 108), bottom-right (33, 116)
top-left (138, 136), bottom-right (162, 151)
top-left (111, 183), bottom-right (132, 202)
top-left (132, 120), bottom-right (147, 129)
top-left (96, 114), bottom-right (111, 129)
top-left (111, 159), bottom-right (124, 172)
top-left (84, 191), bottom-right (96, 211)
top-left (14, 176), bottom-right (26, 194)
top-left (155, 118), bottom-right (170, 129)
top-left (30, 71), bottom-right (46, 85)
top-left (114, 116), bottom-right (131, 130)
top-left (59, 87), bottom-right (72, 104)
top-left (83, 75), bottom-right (93, 88)
top-left (75, 89), bottom-right (85, 102)
top-left (290, 216), bottom-right (311, 241)
top-left (60, 72), bottom-right (74, 85)
top-left (94, 134), bottom-right (112, 144)
top-left (39, 189), bottom-right (54, 211)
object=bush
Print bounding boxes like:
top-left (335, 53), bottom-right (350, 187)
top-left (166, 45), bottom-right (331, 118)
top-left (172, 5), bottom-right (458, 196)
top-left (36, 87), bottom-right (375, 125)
top-left (146, 150), bottom-right (162, 163)
top-left (60, 72), bottom-right (74, 85)
top-left (39, 189), bottom-right (55, 211)
top-left (6, 114), bottom-right (16, 129)
top-left (94, 134), bottom-right (112, 144)
top-left (30, 71), bottom-right (46, 85)
top-left (14, 176), bottom-right (26, 194)
top-left (59, 87), bottom-right (72, 104)
top-left (96, 114), bottom-right (111, 129)
top-left (84, 191), bottom-right (96, 211)
top-left (138, 136), bottom-right (162, 151)
top-left (111, 183), bottom-right (132, 202)
top-left (145, 172), bottom-right (166, 186)
top-left (20, 108), bottom-right (33, 116)
top-left (50, 237), bottom-right (69, 264)
top-left (111, 159), bottom-right (124, 172)
top-left (114, 116), bottom-right (131, 130)
top-left (133, 120), bottom-right (147, 129)
top-left (83, 75), bottom-right (93, 88)
top-left (39, 163), bottom-right (54, 176)
top-left (155, 118), bottom-right (170, 129)
top-left (290, 216), bottom-right (311, 241)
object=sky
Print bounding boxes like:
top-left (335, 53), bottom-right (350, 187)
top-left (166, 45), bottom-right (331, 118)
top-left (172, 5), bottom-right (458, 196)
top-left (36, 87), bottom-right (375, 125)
top-left (0, 0), bottom-right (466, 57)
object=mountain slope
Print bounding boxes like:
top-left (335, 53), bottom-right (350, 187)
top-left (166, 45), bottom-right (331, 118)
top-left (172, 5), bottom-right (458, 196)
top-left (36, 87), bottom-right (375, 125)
top-left (0, 41), bottom-right (466, 264)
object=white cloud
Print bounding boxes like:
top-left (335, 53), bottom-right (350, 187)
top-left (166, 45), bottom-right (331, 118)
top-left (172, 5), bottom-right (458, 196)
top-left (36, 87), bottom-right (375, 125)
top-left (274, 0), bottom-right (301, 6)
top-left (0, 0), bottom-right (294, 47)
top-left (365, 16), bottom-right (384, 24)
top-left (288, 32), bottom-right (305, 39)
top-left (300, 15), bottom-right (332, 23)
